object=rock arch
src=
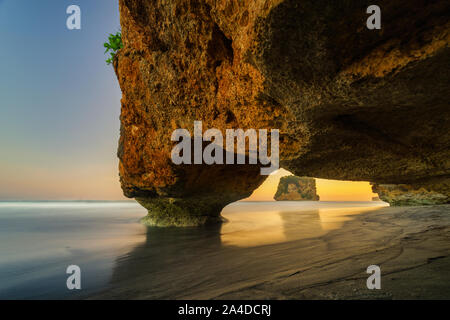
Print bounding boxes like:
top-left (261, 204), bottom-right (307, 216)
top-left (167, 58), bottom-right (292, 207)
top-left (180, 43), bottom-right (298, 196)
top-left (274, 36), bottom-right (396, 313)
top-left (114, 0), bottom-right (449, 226)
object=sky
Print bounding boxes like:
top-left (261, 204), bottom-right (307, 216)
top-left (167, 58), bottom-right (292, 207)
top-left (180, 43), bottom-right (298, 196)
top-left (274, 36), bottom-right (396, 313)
top-left (0, 1), bottom-right (377, 201)
top-left (0, 0), bottom-right (126, 200)
top-left (246, 169), bottom-right (377, 202)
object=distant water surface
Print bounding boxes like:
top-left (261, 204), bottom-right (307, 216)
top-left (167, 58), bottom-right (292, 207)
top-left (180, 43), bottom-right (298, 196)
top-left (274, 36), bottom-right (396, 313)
top-left (0, 201), bottom-right (387, 299)
top-left (0, 201), bottom-right (147, 299)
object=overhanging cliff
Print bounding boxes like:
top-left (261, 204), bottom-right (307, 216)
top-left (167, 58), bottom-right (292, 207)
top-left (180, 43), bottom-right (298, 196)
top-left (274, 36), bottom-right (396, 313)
top-left (114, 0), bottom-right (449, 226)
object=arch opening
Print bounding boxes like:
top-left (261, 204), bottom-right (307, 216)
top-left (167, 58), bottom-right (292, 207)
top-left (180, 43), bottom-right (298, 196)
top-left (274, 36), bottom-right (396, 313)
top-left (239, 168), bottom-right (380, 202)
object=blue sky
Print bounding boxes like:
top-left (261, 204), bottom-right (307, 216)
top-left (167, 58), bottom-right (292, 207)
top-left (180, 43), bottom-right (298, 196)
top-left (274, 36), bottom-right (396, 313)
top-left (0, 1), bottom-right (126, 199)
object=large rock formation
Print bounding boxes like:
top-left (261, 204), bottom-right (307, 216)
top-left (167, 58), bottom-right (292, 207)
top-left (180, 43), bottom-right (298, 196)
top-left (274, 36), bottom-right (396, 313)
top-left (372, 183), bottom-right (449, 206)
top-left (114, 0), bottom-right (450, 226)
top-left (274, 176), bottom-right (319, 201)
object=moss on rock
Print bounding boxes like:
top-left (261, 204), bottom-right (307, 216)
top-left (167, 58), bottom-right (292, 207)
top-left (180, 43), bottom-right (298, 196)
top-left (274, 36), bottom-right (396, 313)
top-left (136, 197), bottom-right (226, 227)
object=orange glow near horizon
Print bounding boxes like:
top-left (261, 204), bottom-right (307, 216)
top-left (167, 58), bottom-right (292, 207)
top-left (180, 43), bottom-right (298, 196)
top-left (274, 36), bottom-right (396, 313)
top-left (315, 178), bottom-right (378, 201)
top-left (244, 168), bottom-right (378, 202)
top-left (0, 161), bottom-right (127, 201)
top-left (1, 163), bottom-right (376, 201)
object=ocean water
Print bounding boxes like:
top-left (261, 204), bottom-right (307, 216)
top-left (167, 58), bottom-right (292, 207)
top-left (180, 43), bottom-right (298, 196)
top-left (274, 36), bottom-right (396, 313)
top-left (0, 201), bottom-right (147, 299)
top-left (0, 200), bottom-right (388, 299)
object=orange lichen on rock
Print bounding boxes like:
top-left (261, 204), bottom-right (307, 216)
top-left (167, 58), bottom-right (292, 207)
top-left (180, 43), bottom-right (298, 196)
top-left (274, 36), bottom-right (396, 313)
top-left (114, 0), bottom-right (450, 225)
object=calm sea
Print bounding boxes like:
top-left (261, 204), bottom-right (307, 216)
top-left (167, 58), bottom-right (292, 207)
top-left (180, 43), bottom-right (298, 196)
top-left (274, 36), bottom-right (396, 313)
top-left (0, 200), bottom-right (387, 299)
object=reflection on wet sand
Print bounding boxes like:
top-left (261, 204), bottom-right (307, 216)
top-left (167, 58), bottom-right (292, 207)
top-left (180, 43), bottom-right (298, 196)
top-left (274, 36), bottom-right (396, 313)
top-left (221, 202), bottom-right (386, 247)
top-left (93, 201), bottom-right (401, 299)
top-left (103, 224), bottom-right (226, 299)
top-left (3, 201), bottom-right (447, 299)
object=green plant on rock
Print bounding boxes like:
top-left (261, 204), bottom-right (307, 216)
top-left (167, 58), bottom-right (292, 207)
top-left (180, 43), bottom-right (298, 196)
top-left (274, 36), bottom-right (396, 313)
top-left (104, 32), bottom-right (123, 65)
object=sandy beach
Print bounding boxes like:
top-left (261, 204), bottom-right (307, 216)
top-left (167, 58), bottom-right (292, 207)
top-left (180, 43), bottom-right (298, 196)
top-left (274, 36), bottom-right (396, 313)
top-left (88, 203), bottom-right (450, 300)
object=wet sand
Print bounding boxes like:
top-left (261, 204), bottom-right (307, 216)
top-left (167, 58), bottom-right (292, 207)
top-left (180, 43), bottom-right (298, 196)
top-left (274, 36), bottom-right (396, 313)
top-left (89, 203), bottom-right (450, 300)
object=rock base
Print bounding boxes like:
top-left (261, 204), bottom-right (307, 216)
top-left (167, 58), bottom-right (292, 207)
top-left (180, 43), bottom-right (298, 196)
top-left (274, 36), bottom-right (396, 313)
top-left (136, 197), bottom-right (227, 227)
top-left (371, 183), bottom-right (449, 206)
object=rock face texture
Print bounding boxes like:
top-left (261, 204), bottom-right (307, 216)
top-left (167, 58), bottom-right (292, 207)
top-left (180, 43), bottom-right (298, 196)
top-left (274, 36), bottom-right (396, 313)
top-left (372, 183), bottom-right (449, 206)
top-left (274, 176), bottom-right (319, 201)
top-left (115, 0), bottom-right (450, 226)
